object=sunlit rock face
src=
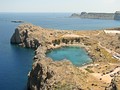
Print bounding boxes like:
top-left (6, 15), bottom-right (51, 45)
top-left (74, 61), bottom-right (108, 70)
top-left (10, 24), bottom-right (41, 49)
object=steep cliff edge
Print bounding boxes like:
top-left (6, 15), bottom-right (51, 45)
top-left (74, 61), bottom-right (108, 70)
top-left (11, 24), bottom-right (120, 90)
top-left (10, 24), bottom-right (41, 49)
top-left (70, 11), bottom-right (120, 20)
top-left (27, 58), bottom-right (84, 90)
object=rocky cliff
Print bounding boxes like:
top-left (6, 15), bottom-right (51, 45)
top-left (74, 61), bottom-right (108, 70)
top-left (11, 24), bottom-right (41, 49)
top-left (70, 11), bottom-right (120, 20)
top-left (11, 24), bottom-right (120, 90)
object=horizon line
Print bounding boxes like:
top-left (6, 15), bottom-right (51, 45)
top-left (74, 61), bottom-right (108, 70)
top-left (0, 11), bottom-right (118, 13)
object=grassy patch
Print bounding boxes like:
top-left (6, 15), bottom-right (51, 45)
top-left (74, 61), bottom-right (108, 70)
top-left (54, 83), bottom-right (80, 90)
top-left (85, 68), bottom-right (94, 73)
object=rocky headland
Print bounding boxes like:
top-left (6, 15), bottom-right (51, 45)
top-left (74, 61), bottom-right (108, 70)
top-left (70, 11), bottom-right (120, 20)
top-left (11, 24), bottom-right (120, 90)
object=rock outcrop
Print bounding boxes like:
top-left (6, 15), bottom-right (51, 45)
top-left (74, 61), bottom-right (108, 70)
top-left (11, 24), bottom-right (120, 90)
top-left (11, 24), bottom-right (42, 49)
top-left (70, 11), bottom-right (120, 20)
top-left (70, 13), bottom-right (81, 18)
top-left (105, 75), bottom-right (120, 90)
top-left (27, 58), bottom-right (83, 90)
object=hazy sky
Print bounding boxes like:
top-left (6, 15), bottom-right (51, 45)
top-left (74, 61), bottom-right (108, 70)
top-left (0, 0), bottom-right (120, 12)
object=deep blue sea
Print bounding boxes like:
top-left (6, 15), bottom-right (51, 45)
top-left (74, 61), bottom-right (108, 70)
top-left (0, 13), bottom-right (120, 90)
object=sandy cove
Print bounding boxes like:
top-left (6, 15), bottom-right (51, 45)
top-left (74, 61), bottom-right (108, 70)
top-left (11, 24), bottom-right (120, 90)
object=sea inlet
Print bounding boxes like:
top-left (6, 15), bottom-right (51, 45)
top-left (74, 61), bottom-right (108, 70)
top-left (46, 46), bottom-right (92, 66)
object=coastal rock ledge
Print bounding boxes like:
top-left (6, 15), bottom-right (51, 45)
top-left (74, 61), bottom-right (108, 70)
top-left (11, 24), bottom-right (41, 49)
top-left (11, 24), bottom-right (120, 90)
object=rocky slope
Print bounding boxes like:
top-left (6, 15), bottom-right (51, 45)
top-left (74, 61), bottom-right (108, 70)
top-left (11, 24), bottom-right (41, 49)
top-left (70, 11), bottom-right (120, 20)
top-left (105, 72), bottom-right (120, 90)
top-left (11, 24), bottom-right (120, 90)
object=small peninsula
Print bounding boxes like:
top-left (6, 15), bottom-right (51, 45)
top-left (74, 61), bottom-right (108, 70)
top-left (70, 11), bottom-right (120, 20)
top-left (11, 24), bottom-right (120, 90)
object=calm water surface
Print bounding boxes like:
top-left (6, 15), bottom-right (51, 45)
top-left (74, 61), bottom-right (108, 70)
top-left (0, 19), bottom-right (34, 90)
top-left (0, 13), bottom-right (120, 90)
top-left (46, 47), bottom-right (92, 66)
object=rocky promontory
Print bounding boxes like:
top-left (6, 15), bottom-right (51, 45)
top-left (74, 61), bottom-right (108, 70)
top-left (11, 24), bottom-right (120, 90)
top-left (70, 11), bottom-right (120, 20)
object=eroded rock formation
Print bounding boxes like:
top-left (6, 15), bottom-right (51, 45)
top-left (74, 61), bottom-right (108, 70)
top-left (11, 24), bottom-right (43, 49)
top-left (11, 24), bottom-right (120, 90)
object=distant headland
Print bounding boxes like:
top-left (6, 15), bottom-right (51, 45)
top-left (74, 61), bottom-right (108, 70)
top-left (70, 11), bottom-right (120, 20)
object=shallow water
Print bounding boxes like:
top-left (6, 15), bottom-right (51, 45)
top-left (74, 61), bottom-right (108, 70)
top-left (46, 47), bottom-right (92, 66)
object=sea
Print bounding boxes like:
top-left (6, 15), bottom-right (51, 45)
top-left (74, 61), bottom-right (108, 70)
top-left (0, 13), bottom-right (120, 90)
top-left (46, 46), bottom-right (92, 66)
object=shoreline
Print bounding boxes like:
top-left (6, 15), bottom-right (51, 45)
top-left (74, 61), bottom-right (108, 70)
top-left (11, 23), bottom-right (120, 90)
top-left (46, 45), bottom-right (93, 67)
top-left (70, 11), bottom-right (120, 20)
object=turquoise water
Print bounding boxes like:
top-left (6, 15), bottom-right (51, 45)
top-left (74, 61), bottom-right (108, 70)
top-left (46, 47), bottom-right (92, 66)
top-left (0, 13), bottom-right (120, 90)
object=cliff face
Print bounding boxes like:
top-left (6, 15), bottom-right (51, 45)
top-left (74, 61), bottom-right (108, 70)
top-left (11, 24), bottom-right (43, 49)
top-left (70, 11), bottom-right (120, 20)
top-left (11, 24), bottom-right (120, 90)
top-left (80, 13), bottom-right (114, 20)
top-left (27, 57), bottom-right (84, 90)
